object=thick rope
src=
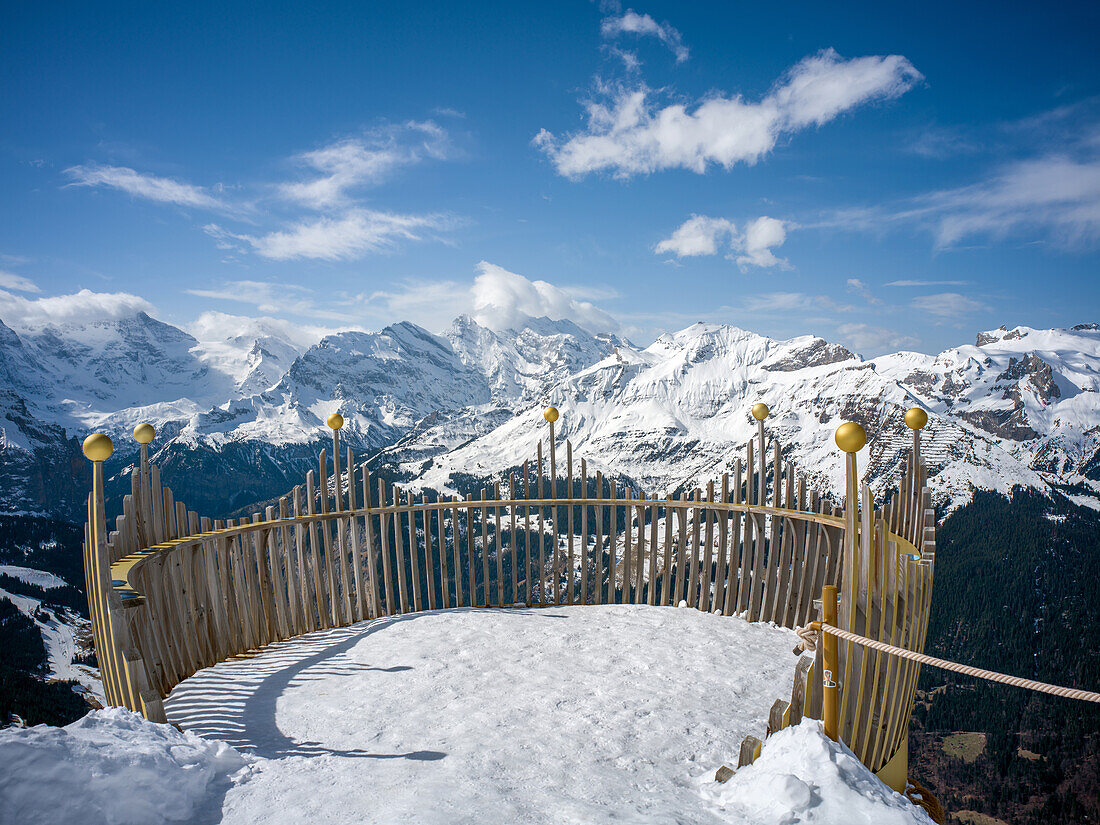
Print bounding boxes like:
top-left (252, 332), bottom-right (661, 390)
top-left (819, 622), bottom-right (1100, 704)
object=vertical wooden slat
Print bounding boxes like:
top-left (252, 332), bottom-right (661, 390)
top-left (580, 460), bottom-right (590, 605)
top-left (607, 481), bottom-right (618, 604)
top-left (647, 492), bottom-right (658, 606)
top-left (493, 482), bottom-right (503, 606)
top-left (567, 441), bottom-right (575, 606)
top-left (714, 473), bottom-right (730, 614)
top-left (509, 474), bottom-right (519, 605)
top-left (393, 486), bottom-right (410, 613)
top-left (523, 460), bottom-right (533, 605)
top-left (379, 480), bottom-right (395, 616)
top-left (593, 471), bottom-right (603, 606)
top-left (662, 493), bottom-right (672, 606)
top-left (424, 494), bottom-right (438, 611)
top-left (701, 481), bottom-right (715, 612)
top-left (407, 490), bottom-right (422, 612)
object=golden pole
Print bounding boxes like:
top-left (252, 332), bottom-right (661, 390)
top-left (822, 584), bottom-right (839, 740)
top-left (751, 403), bottom-right (768, 506)
top-left (327, 412), bottom-right (344, 511)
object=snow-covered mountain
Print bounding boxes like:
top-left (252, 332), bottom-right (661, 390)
top-left (0, 304), bottom-right (1097, 520)
top-left (408, 323), bottom-right (1058, 510)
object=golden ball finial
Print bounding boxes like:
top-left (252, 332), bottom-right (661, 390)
top-left (133, 423), bottom-right (155, 445)
top-left (904, 407), bottom-right (928, 430)
top-left (751, 403), bottom-right (769, 421)
top-left (82, 433), bottom-right (114, 462)
top-left (543, 406), bottom-right (559, 424)
top-left (326, 412), bottom-right (344, 430)
top-left (834, 422), bottom-right (867, 453)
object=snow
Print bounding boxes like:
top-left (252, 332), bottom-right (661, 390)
top-left (699, 719), bottom-right (933, 824)
top-left (2, 606), bottom-right (931, 824)
top-left (0, 586), bottom-right (105, 704)
top-left (0, 564), bottom-right (67, 589)
top-left (0, 708), bottom-right (248, 825)
top-left (164, 605), bottom-right (802, 823)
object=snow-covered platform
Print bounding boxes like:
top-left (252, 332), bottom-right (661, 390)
top-left (165, 605), bottom-right (798, 824)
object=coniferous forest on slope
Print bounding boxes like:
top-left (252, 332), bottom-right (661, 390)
top-left (912, 490), bottom-right (1100, 824)
top-left (1, 492), bottom-right (1098, 822)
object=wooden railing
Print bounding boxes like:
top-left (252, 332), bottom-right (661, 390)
top-left (81, 405), bottom-right (934, 791)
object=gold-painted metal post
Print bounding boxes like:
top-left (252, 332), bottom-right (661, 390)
top-left (904, 407), bottom-right (927, 473)
top-left (544, 406), bottom-right (558, 500)
top-left (328, 413), bottom-right (344, 511)
top-left (822, 584), bottom-right (839, 741)
top-left (752, 403), bottom-right (768, 506)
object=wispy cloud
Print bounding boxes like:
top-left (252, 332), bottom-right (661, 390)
top-left (185, 280), bottom-right (360, 322)
top-left (655, 215), bottom-right (791, 270)
top-left (884, 279), bottom-right (970, 287)
top-left (278, 121), bottom-right (452, 209)
top-left (911, 292), bottom-right (989, 320)
top-left (205, 208), bottom-right (456, 262)
top-left (836, 322), bottom-right (919, 352)
top-left (600, 10), bottom-right (689, 63)
top-left (845, 278), bottom-right (883, 305)
top-left (536, 49), bottom-right (921, 178)
top-left (64, 164), bottom-right (231, 210)
top-left (823, 118), bottom-right (1100, 250)
top-left (0, 270), bottom-right (40, 294)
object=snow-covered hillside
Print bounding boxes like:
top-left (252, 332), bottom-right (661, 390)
top-left (0, 302), bottom-right (1097, 520)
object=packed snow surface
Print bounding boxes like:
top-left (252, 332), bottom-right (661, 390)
top-left (0, 707), bottom-right (247, 825)
top-left (0, 606), bottom-right (929, 824)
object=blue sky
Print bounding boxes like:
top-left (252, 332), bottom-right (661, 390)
top-left (2, 0), bottom-right (1098, 354)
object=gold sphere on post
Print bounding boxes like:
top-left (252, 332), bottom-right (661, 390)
top-left (133, 423), bottom-right (156, 444)
top-left (82, 433), bottom-right (114, 462)
top-left (543, 406), bottom-right (559, 423)
top-left (904, 407), bottom-right (928, 430)
top-left (751, 403), bottom-right (769, 421)
top-left (326, 412), bottom-right (344, 430)
top-left (834, 422), bottom-right (867, 453)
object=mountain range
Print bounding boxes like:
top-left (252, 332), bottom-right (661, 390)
top-left (0, 309), bottom-right (1097, 521)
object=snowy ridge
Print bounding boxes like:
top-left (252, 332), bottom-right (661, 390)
top-left (0, 304), bottom-right (1098, 518)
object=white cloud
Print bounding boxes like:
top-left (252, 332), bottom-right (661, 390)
top-left (536, 49), bottom-right (921, 178)
top-left (600, 10), bottom-right (689, 62)
top-left (835, 322), bottom-right (919, 353)
top-left (0, 288), bottom-right (155, 330)
top-left (655, 215), bottom-right (737, 256)
top-left (0, 270), bottom-right (40, 294)
top-left (911, 292), bottom-right (989, 320)
top-left (655, 215), bottom-right (790, 270)
top-left (185, 280), bottom-right (360, 322)
top-left (279, 121), bottom-right (452, 209)
top-left (884, 279), bottom-right (970, 287)
top-left (844, 277), bottom-right (883, 305)
top-left (188, 310), bottom-right (342, 349)
top-left (742, 292), bottom-right (813, 312)
top-left (64, 164), bottom-right (229, 210)
top-left (735, 216), bottom-right (789, 271)
top-left (470, 262), bottom-right (619, 333)
top-left (205, 209), bottom-right (455, 261)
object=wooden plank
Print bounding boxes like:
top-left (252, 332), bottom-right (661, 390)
top-left (523, 459), bottom-right (532, 605)
top-left (592, 469), bottom-right (603, 606)
top-left (724, 459), bottom-right (743, 616)
top-left (662, 492), bottom-right (672, 606)
top-left (675, 493), bottom-right (688, 606)
top-left (567, 441), bottom-right (575, 606)
top-left (714, 473), bottom-right (729, 614)
top-left (292, 487), bottom-right (311, 631)
top-left (580, 459), bottom-right (589, 605)
top-left (740, 440), bottom-right (755, 615)
top-left (621, 487), bottom-right (632, 603)
top-left (362, 469), bottom-right (381, 619)
top-left (455, 495), bottom-right (467, 608)
top-left (687, 490), bottom-right (702, 609)
top-left (537, 443), bottom-right (547, 605)
top-left (607, 481), bottom-right (618, 604)
top-left (378, 480), bottom-right (395, 616)
top-left (647, 492), bottom-right (658, 606)
top-left (345, 461), bottom-right (365, 623)
top-left (480, 488), bottom-right (490, 607)
top-left (424, 494), bottom-right (438, 611)
top-left (393, 487), bottom-right (410, 613)
top-left (305, 471), bottom-right (328, 629)
top-left (407, 490), bottom-right (422, 612)
top-left (701, 481), bottom-right (715, 612)
top-left (494, 481), bottom-right (504, 606)
top-left (509, 474), bottom-right (519, 605)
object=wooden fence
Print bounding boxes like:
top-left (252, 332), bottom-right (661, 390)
top-left (81, 406), bottom-right (934, 791)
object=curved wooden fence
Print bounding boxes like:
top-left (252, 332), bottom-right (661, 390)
top-left (81, 407), bottom-right (934, 791)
